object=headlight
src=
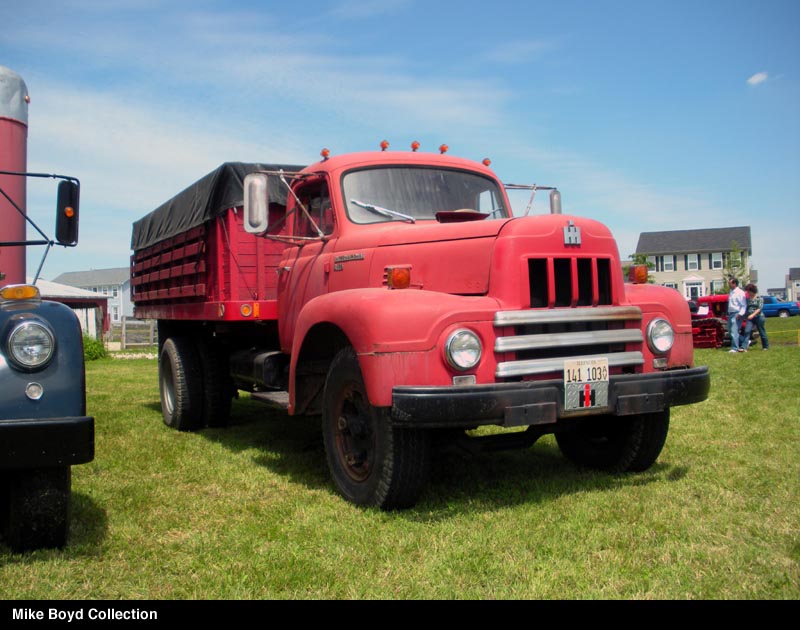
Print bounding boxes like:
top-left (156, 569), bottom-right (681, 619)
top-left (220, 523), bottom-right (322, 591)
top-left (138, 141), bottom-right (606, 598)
top-left (7, 321), bottom-right (56, 369)
top-left (647, 318), bottom-right (674, 354)
top-left (445, 329), bottom-right (482, 371)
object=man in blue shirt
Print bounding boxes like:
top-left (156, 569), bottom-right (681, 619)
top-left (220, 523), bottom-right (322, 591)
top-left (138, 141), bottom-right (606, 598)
top-left (727, 278), bottom-right (747, 353)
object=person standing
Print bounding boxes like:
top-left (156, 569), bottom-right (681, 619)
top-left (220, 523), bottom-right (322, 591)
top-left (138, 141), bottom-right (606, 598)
top-left (742, 283), bottom-right (770, 351)
top-left (727, 278), bottom-right (747, 353)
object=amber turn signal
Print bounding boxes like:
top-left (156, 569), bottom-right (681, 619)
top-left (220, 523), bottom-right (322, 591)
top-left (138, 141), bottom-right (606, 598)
top-left (386, 266), bottom-right (411, 290)
top-left (628, 264), bottom-right (649, 284)
top-left (0, 284), bottom-right (41, 301)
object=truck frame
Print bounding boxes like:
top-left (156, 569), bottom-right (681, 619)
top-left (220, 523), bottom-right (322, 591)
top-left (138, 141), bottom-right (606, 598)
top-left (131, 146), bottom-right (710, 509)
top-left (1, 66), bottom-right (94, 551)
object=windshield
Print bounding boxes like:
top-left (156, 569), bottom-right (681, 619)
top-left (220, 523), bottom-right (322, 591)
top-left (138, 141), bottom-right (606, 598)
top-left (342, 167), bottom-right (507, 224)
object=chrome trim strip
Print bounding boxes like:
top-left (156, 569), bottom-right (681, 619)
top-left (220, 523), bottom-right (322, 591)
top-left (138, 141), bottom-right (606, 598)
top-left (496, 351), bottom-right (644, 379)
top-left (495, 329), bottom-right (643, 353)
top-left (494, 306), bottom-right (642, 327)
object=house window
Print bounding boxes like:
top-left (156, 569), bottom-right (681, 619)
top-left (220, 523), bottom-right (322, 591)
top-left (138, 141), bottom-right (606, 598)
top-left (112, 306), bottom-right (119, 322)
top-left (687, 254), bottom-right (699, 271)
top-left (663, 283), bottom-right (678, 290)
top-left (113, 286), bottom-right (118, 298)
top-left (711, 252), bottom-right (723, 270)
top-left (102, 286), bottom-right (109, 295)
top-left (662, 256), bottom-right (675, 272)
top-left (711, 279), bottom-right (725, 294)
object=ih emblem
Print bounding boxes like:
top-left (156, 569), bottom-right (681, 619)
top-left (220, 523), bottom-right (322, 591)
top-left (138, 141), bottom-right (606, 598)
top-left (564, 220), bottom-right (581, 246)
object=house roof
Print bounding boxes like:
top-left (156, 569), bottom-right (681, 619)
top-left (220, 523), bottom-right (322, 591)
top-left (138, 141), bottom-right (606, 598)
top-left (52, 267), bottom-right (130, 288)
top-left (636, 226), bottom-right (751, 255)
top-left (29, 278), bottom-right (109, 301)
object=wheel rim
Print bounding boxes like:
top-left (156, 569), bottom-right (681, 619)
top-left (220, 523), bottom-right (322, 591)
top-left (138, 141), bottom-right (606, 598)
top-left (332, 382), bottom-right (376, 483)
top-left (161, 357), bottom-right (175, 415)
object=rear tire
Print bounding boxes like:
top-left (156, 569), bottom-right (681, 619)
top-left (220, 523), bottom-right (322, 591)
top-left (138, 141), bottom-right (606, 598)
top-left (556, 410), bottom-right (670, 473)
top-left (322, 347), bottom-right (430, 509)
top-left (1, 467), bottom-right (70, 552)
top-left (159, 337), bottom-right (203, 431)
top-left (196, 338), bottom-right (232, 428)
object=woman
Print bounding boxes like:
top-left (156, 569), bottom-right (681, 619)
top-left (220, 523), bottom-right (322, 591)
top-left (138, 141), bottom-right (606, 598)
top-left (742, 283), bottom-right (770, 351)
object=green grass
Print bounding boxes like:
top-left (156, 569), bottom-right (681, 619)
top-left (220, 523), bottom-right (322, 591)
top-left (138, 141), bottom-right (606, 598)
top-left (2, 318), bottom-right (799, 599)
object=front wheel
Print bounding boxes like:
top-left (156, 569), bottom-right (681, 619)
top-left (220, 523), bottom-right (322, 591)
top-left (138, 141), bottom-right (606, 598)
top-left (322, 347), bottom-right (430, 509)
top-left (1, 467), bottom-right (71, 552)
top-left (778, 310), bottom-right (789, 318)
top-left (556, 410), bottom-right (670, 473)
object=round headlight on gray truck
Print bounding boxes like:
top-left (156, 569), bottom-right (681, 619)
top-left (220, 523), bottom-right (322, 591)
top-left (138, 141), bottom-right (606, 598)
top-left (445, 329), bottom-right (482, 371)
top-left (7, 320), bottom-right (56, 369)
top-left (647, 318), bottom-right (674, 354)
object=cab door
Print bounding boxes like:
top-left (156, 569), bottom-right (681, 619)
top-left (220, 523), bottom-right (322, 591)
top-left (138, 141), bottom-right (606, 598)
top-left (277, 177), bottom-right (336, 351)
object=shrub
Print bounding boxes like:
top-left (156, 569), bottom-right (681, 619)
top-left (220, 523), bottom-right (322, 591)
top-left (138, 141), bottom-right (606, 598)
top-left (83, 335), bottom-right (108, 361)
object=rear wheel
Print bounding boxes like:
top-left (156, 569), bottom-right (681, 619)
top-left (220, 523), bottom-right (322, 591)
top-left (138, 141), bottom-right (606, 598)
top-left (778, 310), bottom-right (789, 318)
top-left (196, 338), bottom-right (232, 428)
top-left (159, 337), bottom-right (203, 431)
top-left (556, 410), bottom-right (670, 473)
top-left (322, 347), bottom-right (430, 509)
top-left (1, 467), bottom-right (70, 552)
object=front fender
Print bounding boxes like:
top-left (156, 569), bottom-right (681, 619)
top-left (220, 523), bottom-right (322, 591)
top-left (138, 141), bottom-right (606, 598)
top-left (289, 289), bottom-right (500, 411)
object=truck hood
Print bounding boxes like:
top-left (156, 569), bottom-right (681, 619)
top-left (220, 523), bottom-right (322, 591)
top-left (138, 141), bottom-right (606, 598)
top-left (356, 214), bottom-right (621, 299)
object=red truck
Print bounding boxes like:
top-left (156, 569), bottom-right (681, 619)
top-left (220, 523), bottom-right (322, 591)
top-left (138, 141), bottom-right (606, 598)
top-left (131, 146), bottom-right (710, 508)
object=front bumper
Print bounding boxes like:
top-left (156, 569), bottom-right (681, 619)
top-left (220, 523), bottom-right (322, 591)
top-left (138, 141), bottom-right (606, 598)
top-left (0, 416), bottom-right (95, 470)
top-left (391, 366), bottom-right (710, 429)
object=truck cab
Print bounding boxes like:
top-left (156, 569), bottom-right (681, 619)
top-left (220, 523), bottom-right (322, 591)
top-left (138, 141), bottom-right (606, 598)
top-left (244, 147), bottom-right (710, 507)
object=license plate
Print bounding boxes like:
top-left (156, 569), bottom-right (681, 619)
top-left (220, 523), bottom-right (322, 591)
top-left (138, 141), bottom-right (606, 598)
top-left (564, 358), bottom-right (609, 411)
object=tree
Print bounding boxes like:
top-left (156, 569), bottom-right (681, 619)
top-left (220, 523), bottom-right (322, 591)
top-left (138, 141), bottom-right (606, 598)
top-left (719, 240), bottom-right (750, 292)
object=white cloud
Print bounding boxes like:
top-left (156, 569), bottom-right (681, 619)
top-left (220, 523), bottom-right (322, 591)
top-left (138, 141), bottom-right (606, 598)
top-left (747, 72), bottom-right (769, 86)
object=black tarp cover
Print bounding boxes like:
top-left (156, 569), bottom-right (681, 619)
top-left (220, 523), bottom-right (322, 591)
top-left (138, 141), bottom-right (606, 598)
top-left (131, 162), bottom-right (306, 251)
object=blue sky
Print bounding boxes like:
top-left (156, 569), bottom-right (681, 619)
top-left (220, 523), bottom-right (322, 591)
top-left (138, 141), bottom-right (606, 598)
top-left (2, 0), bottom-right (798, 290)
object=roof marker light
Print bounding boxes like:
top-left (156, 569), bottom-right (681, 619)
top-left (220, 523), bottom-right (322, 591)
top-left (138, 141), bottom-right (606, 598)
top-left (482, 158), bottom-right (492, 167)
top-left (321, 148), bottom-right (331, 160)
top-left (411, 141), bottom-right (420, 152)
top-left (439, 144), bottom-right (449, 154)
top-left (380, 140), bottom-right (390, 151)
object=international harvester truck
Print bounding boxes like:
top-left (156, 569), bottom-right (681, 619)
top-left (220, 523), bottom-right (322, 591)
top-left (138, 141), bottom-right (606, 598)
top-left (131, 143), bottom-right (710, 509)
top-left (0, 66), bottom-right (93, 550)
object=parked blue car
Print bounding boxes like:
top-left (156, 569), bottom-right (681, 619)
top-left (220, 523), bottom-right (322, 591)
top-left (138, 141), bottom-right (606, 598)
top-left (761, 296), bottom-right (800, 318)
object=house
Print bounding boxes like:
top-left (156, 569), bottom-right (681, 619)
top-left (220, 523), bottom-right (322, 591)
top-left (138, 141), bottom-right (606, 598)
top-left (635, 226), bottom-right (753, 300)
top-left (52, 267), bottom-right (133, 324)
top-left (786, 268), bottom-right (800, 301)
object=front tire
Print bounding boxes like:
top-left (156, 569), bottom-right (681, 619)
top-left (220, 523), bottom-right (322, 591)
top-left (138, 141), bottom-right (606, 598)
top-left (1, 467), bottom-right (70, 552)
top-left (322, 347), bottom-right (430, 509)
top-left (556, 410), bottom-right (670, 473)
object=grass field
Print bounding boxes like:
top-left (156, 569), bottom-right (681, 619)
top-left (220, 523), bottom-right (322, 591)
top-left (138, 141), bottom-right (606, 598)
top-left (1, 318), bottom-right (798, 599)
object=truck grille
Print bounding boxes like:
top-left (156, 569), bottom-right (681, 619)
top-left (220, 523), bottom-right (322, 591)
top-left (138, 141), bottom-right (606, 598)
top-left (528, 257), bottom-right (612, 308)
top-left (494, 307), bottom-right (644, 379)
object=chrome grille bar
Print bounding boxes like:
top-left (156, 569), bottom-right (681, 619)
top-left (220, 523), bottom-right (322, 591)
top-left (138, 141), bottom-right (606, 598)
top-left (495, 328), bottom-right (643, 353)
top-left (494, 306), bottom-right (642, 327)
top-left (496, 351), bottom-right (644, 379)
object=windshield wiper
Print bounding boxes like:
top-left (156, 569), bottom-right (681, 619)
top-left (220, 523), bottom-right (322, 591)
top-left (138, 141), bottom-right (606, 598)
top-left (351, 199), bottom-right (416, 224)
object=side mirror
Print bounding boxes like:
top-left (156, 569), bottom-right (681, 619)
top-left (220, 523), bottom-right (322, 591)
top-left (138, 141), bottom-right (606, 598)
top-left (243, 173), bottom-right (269, 234)
top-left (56, 180), bottom-right (80, 246)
